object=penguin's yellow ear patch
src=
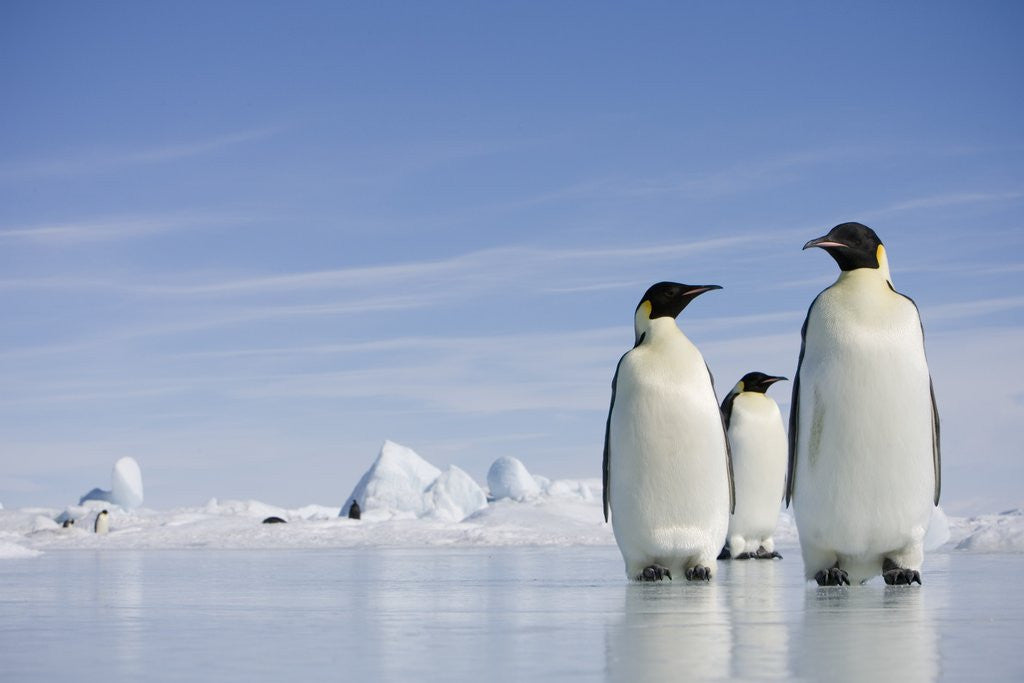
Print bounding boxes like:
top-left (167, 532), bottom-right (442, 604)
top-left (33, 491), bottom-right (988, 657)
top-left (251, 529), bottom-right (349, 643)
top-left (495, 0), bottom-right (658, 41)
top-left (639, 300), bottom-right (653, 319)
top-left (734, 380), bottom-right (745, 394)
top-left (876, 244), bottom-right (893, 285)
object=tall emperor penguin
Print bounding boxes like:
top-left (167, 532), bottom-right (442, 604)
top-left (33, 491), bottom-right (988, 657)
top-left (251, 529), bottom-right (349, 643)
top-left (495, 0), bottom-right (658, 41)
top-left (604, 282), bottom-right (734, 582)
top-left (789, 222), bottom-right (940, 586)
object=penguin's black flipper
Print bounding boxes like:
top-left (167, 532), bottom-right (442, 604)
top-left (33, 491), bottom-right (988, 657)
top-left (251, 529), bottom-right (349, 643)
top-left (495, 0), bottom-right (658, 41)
top-left (706, 362), bottom-right (735, 514)
top-left (603, 352), bottom-right (628, 523)
top-left (787, 295), bottom-right (819, 507)
top-left (929, 377), bottom-right (941, 506)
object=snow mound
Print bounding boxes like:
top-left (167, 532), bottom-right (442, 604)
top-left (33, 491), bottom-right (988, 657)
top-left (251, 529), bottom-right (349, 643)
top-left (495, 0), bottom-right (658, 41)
top-left (424, 466), bottom-right (488, 522)
top-left (487, 456), bottom-right (541, 501)
top-left (203, 498), bottom-right (288, 519)
top-left (79, 457), bottom-right (144, 509)
top-left (953, 510), bottom-right (1024, 552)
top-left (924, 506), bottom-right (951, 551)
top-left (545, 479), bottom-right (594, 501)
top-left (343, 440), bottom-right (443, 519)
top-left (0, 541), bottom-right (41, 559)
top-left (55, 500), bottom-right (123, 528)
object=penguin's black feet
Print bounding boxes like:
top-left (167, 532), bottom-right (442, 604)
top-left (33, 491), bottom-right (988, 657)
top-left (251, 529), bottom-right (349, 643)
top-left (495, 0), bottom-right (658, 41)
top-left (735, 552), bottom-right (755, 560)
top-left (717, 546), bottom-right (731, 560)
top-left (755, 546), bottom-right (782, 560)
top-left (685, 565), bottom-right (712, 582)
top-left (814, 566), bottom-right (850, 586)
top-left (638, 564), bottom-right (672, 582)
top-left (883, 559), bottom-right (922, 585)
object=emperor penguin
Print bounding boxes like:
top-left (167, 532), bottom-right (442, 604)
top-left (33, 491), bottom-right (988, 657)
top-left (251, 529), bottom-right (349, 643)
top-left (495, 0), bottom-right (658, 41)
top-left (603, 282), bottom-right (734, 582)
top-left (94, 509), bottom-right (110, 535)
top-left (720, 371), bottom-right (788, 560)
top-left (788, 222), bottom-right (940, 586)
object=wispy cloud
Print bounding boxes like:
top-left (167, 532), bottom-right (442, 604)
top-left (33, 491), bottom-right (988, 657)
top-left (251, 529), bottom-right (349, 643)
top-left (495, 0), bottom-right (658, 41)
top-left (868, 190), bottom-right (1024, 217)
top-left (0, 210), bottom-right (255, 246)
top-left (0, 230), bottom-right (788, 296)
top-left (925, 295), bottom-right (1024, 322)
top-left (0, 126), bottom-right (280, 180)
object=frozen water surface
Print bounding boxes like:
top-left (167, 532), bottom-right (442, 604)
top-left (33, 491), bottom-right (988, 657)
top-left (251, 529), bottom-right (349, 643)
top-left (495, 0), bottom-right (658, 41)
top-left (0, 546), bottom-right (1021, 681)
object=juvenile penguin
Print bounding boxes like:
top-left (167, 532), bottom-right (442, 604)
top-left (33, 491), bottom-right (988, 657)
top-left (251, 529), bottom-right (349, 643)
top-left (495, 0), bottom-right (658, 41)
top-left (720, 372), bottom-right (787, 560)
top-left (348, 500), bottom-right (361, 520)
top-left (788, 223), bottom-right (940, 586)
top-left (62, 518), bottom-right (75, 529)
top-left (94, 509), bottom-right (109, 535)
top-left (604, 282), bottom-right (734, 582)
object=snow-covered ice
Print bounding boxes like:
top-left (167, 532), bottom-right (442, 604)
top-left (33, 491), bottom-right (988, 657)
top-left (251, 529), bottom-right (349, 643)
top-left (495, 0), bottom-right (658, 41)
top-left (1, 492), bottom-right (1020, 558)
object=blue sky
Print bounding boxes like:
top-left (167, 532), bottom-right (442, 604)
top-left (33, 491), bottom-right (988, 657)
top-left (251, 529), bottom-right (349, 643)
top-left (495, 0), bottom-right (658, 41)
top-left (1, 2), bottom-right (1022, 513)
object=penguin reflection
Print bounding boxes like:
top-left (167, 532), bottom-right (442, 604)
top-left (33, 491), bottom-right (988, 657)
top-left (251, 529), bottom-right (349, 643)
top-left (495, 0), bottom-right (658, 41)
top-left (793, 587), bottom-right (938, 682)
top-left (605, 584), bottom-right (731, 681)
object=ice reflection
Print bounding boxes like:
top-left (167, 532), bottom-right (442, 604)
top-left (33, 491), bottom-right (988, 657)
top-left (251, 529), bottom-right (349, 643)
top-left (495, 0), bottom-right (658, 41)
top-left (606, 582), bottom-right (731, 681)
top-left (727, 560), bottom-right (790, 679)
top-left (792, 584), bottom-right (939, 682)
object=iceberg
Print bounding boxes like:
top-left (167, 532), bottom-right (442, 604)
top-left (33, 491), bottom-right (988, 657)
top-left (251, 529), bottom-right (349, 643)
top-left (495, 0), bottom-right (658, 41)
top-left (79, 457), bottom-right (144, 509)
top-left (342, 440), bottom-right (442, 519)
top-left (487, 456), bottom-right (541, 501)
top-left (424, 465), bottom-right (488, 522)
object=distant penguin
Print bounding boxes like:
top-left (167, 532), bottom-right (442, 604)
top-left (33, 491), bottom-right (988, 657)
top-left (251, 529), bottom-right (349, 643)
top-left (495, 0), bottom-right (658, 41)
top-left (94, 510), bottom-right (110, 535)
top-left (62, 519), bottom-right (75, 529)
top-left (262, 516), bottom-right (287, 524)
top-left (348, 500), bottom-right (361, 520)
top-left (789, 223), bottom-right (940, 586)
top-left (604, 282), bottom-right (734, 582)
top-left (719, 372), bottom-right (787, 560)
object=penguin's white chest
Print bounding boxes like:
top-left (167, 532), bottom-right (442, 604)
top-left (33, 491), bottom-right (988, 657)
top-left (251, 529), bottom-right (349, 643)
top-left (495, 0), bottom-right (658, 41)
top-left (728, 394), bottom-right (787, 538)
top-left (796, 274), bottom-right (934, 553)
top-left (609, 333), bottom-right (730, 554)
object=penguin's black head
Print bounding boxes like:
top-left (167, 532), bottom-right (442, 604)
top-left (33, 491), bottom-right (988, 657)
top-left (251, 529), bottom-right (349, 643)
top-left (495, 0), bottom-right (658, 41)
top-left (636, 281), bottom-right (722, 320)
top-left (100, 510), bottom-right (108, 514)
top-left (804, 222), bottom-right (884, 271)
top-left (737, 371), bottom-right (787, 394)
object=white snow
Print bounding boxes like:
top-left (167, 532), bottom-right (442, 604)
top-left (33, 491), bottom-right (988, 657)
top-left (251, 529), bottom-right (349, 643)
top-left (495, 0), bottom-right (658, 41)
top-left (0, 439), bottom-right (1019, 558)
top-left (343, 440), bottom-right (442, 519)
top-left (924, 505), bottom-right (951, 551)
top-left (79, 456), bottom-right (144, 509)
top-left (950, 509), bottom-right (1024, 552)
top-left (487, 456), bottom-right (541, 501)
top-left (0, 541), bottom-right (41, 559)
top-left (424, 466), bottom-right (488, 522)
top-left (4, 491), bottom-right (1018, 557)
